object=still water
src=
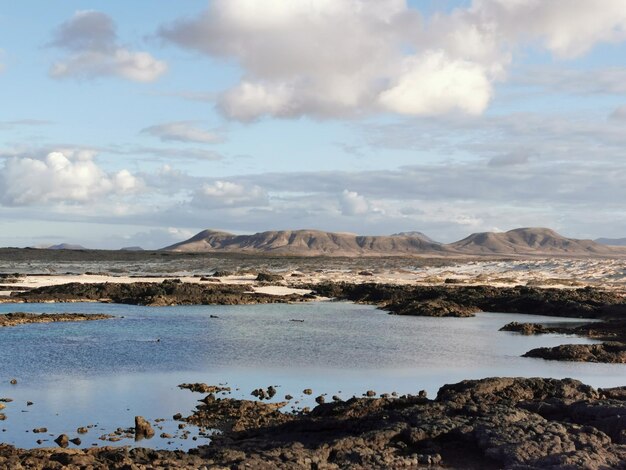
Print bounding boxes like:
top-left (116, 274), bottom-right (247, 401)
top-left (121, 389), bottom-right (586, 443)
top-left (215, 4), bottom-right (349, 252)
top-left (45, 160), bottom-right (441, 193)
top-left (0, 301), bottom-right (623, 450)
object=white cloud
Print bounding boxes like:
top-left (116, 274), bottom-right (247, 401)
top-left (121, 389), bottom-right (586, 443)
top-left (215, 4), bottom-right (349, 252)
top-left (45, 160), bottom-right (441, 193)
top-left (378, 51), bottom-right (491, 116)
top-left (140, 121), bottom-right (222, 144)
top-left (192, 180), bottom-right (268, 208)
top-left (339, 189), bottom-right (370, 216)
top-left (0, 151), bottom-right (140, 206)
top-left (160, 0), bottom-right (626, 120)
top-left (50, 11), bottom-right (166, 82)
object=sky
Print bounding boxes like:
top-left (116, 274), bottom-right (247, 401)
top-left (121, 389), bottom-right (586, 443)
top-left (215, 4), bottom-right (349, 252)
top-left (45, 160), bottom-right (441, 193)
top-left (1, 0), bottom-right (626, 249)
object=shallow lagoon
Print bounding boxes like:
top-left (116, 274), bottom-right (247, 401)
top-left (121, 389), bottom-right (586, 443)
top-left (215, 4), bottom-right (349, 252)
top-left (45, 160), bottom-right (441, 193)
top-left (0, 301), bottom-right (623, 450)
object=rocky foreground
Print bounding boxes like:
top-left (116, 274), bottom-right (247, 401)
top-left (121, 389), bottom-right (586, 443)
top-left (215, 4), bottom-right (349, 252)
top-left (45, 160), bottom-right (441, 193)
top-left (1, 377), bottom-right (626, 469)
top-left (0, 312), bottom-right (113, 328)
top-left (4, 280), bottom-right (313, 306)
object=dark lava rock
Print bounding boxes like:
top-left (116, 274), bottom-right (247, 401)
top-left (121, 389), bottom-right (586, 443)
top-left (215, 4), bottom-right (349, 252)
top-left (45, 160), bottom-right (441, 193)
top-left (178, 383), bottom-right (230, 394)
top-left (134, 416), bottom-right (155, 440)
top-left (76, 427), bottom-right (88, 434)
top-left (303, 389), bottom-right (313, 395)
top-left (32, 428), bottom-right (47, 434)
top-left (69, 437), bottom-right (81, 446)
top-left (3, 377), bottom-right (626, 468)
top-left (54, 434), bottom-right (69, 448)
top-left (14, 281), bottom-right (308, 307)
top-left (255, 272), bottom-right (284, 283)
top-left (310, 282), bottom-right (626, 319)
top-left (315, 395), bottom-right (325, 405)
top-left (9, 379), bottom-right (16, 385)
top-left (523, 342), bottom-right (626, 363)
top-left (500, 321), bottom-right (549, 335)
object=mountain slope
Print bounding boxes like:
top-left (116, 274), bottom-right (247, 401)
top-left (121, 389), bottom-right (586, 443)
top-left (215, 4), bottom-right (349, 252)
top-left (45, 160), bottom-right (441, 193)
top-left (596, 238), bottom-right (626, 247)
top-left (163, 229), bottom-right (447, 256)
top-left (163, 227), bottom-right (623, 257)
top-left (450, 227), bottom-right (616, 255)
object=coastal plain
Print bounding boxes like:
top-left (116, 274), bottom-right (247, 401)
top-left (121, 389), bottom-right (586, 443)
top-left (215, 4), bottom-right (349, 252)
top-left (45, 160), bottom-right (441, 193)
top-left (1, 248), bottom-right (625, 469)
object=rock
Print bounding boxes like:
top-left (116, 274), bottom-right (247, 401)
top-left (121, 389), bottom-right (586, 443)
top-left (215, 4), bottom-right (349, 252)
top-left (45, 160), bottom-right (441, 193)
top-left (32, 428), bottom-right (47, 433)
top-left (256, 272), bottom-right (284, 283)
top-left (173, 413), bottom-right (183, 420)
top-left (178, 383), bottom-right (231, 394)
top-left (0, 414), bottom-right (5, 421)
top-left (500, 321), bottom-right (548, 335)
top-left (70, 437), bottom-right (81, 445)
top-left (0, 404), bottom-right (4, 411)
top-left (523, 342), bottom-right (626, 363)
top-left (160, 433), bottom-right (173, 439)
top-left (315, 395), bottom-right (325, 405)
top-left (26, 401), bottom-right (33, 406)
top-left (77, 427), bottom-right (88, 434)
top-left (365, 390), bottom-right (376, 397)
top-left (303, 389), bottom-right (313, 395)
top-left (358, 271), bottom-right (374, 276)
top-left (267, 386), bottom-right (277, 399)
top-left (9, 379), bottom-right (16, 385)
top-left (285, 395), bottom-right (293, 400)
top-left (54, 434), bottom-right (69, 448)
top-left (332, 395), bottom-right (342, 402)
top-left (134, 416), bottom-right (155, 440)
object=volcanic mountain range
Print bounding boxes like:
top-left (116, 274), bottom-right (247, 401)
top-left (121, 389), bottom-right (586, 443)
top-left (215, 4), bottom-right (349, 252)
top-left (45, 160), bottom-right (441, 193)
top-left (163, 227), bottom-right (625, 257)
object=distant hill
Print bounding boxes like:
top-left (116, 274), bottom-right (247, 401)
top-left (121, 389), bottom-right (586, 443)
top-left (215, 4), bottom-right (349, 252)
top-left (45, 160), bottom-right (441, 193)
top-left (450, 228), bottom-right (616, 256)
top-left (33, 243), bottom-right (88, 250)
top-left (163, 229), bottom-right (447, 256)
top-left (120, 246), bottom-right (145, 251)
top-left (162, 227), bottom-right (624, 257)
top-left (595, 238), bottom-right (626, 246)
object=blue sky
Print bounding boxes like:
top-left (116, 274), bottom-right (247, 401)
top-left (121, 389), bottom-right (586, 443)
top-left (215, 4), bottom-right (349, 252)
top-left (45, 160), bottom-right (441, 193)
top-left (1, 0), bottom-right (626, 248)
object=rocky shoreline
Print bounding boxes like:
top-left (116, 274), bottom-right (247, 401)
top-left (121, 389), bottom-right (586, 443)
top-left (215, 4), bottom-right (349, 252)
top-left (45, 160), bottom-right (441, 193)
top-left (1, 377), bottom-right (625, 469)
top-left (4, 280), bottom-right (314, 306)
top-left (3, 280), bottom-right (626, 363)
top-left (0, 312), bottom-right (113, 328)
top-left (310, 282), bottom-right (626, 363)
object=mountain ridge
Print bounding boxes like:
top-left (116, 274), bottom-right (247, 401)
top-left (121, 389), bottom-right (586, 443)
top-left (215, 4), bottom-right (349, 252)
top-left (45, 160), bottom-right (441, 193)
top-left (162, 227), bottom-right (624, 257)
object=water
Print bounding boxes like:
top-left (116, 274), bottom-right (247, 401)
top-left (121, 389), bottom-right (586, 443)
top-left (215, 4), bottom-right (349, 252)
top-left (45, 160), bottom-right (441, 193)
top-left (0, 301), bottom-right (623, 450)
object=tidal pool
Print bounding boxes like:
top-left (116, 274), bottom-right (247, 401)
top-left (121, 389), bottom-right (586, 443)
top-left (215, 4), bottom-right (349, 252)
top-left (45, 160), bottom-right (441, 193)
top-left (0, 301), bottom-right (623, 450)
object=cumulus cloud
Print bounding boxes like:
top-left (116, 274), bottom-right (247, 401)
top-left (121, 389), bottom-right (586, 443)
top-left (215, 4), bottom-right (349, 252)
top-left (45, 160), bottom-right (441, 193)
top-left (378, 51), bottom-right (491, 116)
top-left (49, 10), bottom-right (166, 82)
top-left (159, 0), bottom-right (626, 120)
top-left (339, 190), bottom-right (370, 216)
top-left (191, 180), bottom-right (268, 209)
top-left (140, 121), bottom-right (222, 144)
top-left (0, 150), bottom-right (140, 206)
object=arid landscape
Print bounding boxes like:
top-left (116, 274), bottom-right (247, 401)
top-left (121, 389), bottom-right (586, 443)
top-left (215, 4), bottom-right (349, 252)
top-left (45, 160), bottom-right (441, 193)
top-left (1, 238), bottom-right (626, 468)
top-left (3, 1), bottom-right (626, 468)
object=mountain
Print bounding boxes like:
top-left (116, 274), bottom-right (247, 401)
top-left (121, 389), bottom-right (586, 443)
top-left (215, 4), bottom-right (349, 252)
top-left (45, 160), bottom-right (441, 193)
top-left (391, 231), bottom-right (440, 244)
top-left (32, 243), bottom-right (88, 250)
top-left (163, 229), bottom-right (447, 256)
top-left (120, 246), bottom-right (145, 251)
top-left (595, 238), bottom-right (626, 246)
top-left (449, 228), bottom-right (617, 255)
top-left (162, 227), bottom-right (624, 257)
